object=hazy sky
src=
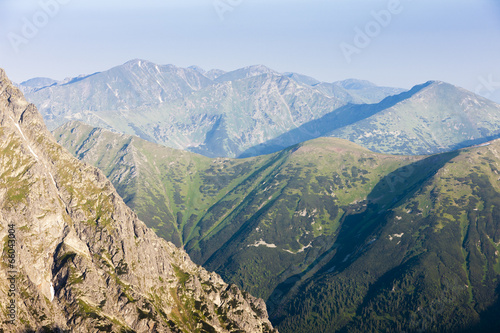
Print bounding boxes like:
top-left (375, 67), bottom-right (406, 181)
top-left (1, 0), bottom-right (499, 100)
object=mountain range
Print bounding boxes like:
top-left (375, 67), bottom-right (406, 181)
top-left (0, 69), bottom-right (276, 332)
top-left (54, 120), bottom-right (500, 333)
top-left (10, 59), bottom-right (500, 332)
top-left (242, 80), bottom-right (500, 157)
top-left (21, 59), bottom-right (405, 158)
top-left (21, 59), bottom-right (500, 159)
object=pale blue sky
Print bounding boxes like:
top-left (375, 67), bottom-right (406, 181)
top-left (1, 0), bottom-right (499, 99)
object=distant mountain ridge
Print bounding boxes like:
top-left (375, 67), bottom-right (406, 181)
top-left (23, 59), bottom-right (500, 158)
top-left (241, 80), bottom-right (500, 157)
top-left (22, 59), bottom-right (406, 158)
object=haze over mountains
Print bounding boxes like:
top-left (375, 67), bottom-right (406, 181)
top-left (243, 81), bottom-right (500, 157)
top-left (21, 59), bottom-right (500, 159)
top-left (20, 59), bottom-right (406, 158)
top-left (55, 120), bottom-right (500, 333)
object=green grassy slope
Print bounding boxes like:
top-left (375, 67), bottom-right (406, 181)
top-left (55, 122), bottom-right (500, 332)
top-left (54, 121), bottom-right (272, 247)
top-left (54, 122), bottom-right (421, 297)
top-left (273, 142), bottom-right (500, 333)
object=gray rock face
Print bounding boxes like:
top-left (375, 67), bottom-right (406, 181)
top-left (0, 68), bottom-right (276, 332)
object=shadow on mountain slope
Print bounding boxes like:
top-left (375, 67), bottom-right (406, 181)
top-left (447, 132), bottom-right (500, 151)
top-left (268, 150), bottom-right (459, 317)
top-left (239, 82), bottom-right (433, 158)
top-left (464, 284), bottom-right (500, 333)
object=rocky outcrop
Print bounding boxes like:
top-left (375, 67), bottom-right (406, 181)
top-left (0, 68), bottom-right (276, 332)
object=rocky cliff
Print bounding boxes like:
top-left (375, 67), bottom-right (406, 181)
top-left (0, 68), bottom-right (276, 332)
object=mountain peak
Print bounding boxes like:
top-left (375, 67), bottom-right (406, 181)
top-left (283, 72), bottom-right (321, 86)
top-left (241, 64), bottom-right (279, 76)
top-left (334, 78), bottom-right (377, 89)
top-left (215, 64), bottom-right (279, 82)
top-left (244, 64), bottom-right (275, 71)
top-left (0, 68), bottom-right (7, 81)
top-left (414, 80), bottom-right (486, 98)
top-left (188, 65), bottom-right (206, 74)
top-left (0, 68), bottom-right (34, 121)
top-left (123, 58), bottom-right (151, 66)
top-left (205, 68), bottom-right (226, 80)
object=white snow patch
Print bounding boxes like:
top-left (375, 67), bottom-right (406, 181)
top-left (10, 117), bottom-right (39, 161)
top-left (389, 233), bottom-right (404, 241)
top-left (106, 84), bottom-right (120, 99)
top-left (284, 242), bottom-right (313, 254)
top-left (50, 282), bottom-right (55, 302)
top-left (297, 242), bottom-right (313, 253)
top-left (48, 172), bottom-right (57, 188)
top-left (248, 239), bottom-right (277, 248)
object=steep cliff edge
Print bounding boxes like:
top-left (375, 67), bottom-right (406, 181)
top-left (0, 68), bottom-right (276, 332)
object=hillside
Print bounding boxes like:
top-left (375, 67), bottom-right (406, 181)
top-left (0, 69), bottom-right (276, 332)
top-left (55, 121), bottom-right (500, 332)
top-left (273, 140), bottom-right (500, 332)
top-left (54, 122), bottom-right (424, 299)
top-left (329, 81), bottom-right (500, 155)
top-left (54, 120), bottom-right (270, 247)
top-left (241, 81), bottom-right (500, 157)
